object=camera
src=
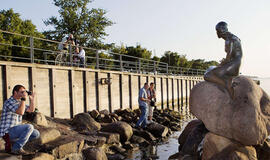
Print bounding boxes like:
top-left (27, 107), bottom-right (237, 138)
top-left (26, 91), bottom-right (32, 95)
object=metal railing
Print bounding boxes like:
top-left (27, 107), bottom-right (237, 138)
top-left (0, 29), bottom-right (205, 75)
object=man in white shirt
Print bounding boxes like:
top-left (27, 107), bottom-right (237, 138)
top-left (78, 46), bottom-right (85, 67)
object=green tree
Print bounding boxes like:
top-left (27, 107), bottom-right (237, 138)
top-left (160, 51), bottom-right (190, 68)
top-left (205, 60), bottom-right (219, 68)
top-left (152, 56), bottom-right (160, 62)
top-left (125, 45), bottom-right (152, 60)
top-left (0, 9), bottom-right (44, 62)
top-left (44, 0), bottom-right (113, 48)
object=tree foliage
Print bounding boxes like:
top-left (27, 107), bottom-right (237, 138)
top-left (160, 51), bottom-right (218, 70)
top-left (0, 9), bottom-right (44, 61)
top-left (44, 0), bottom-right (113, 48)
top-left (160, 51), bottom-right (191, 68)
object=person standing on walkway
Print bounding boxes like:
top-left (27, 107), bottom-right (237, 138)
top-left (78, 46), bottom-right (85, 67)
top-left (136, 83), bottom-right (150, 129)
top-left (147, 82), bottom-right (156, 123)
top-left (0, 85), bottom-right (40, 155)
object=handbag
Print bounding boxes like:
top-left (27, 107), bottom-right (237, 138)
top-left (150, 100), bottom-right (155, 106)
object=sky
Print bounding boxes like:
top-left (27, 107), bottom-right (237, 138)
top-left (2, 0), bottom-right (270, 77)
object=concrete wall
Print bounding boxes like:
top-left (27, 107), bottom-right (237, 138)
top-left (0, 61), bottom-right (203, 118)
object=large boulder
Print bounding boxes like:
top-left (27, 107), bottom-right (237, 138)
top-left (178, 120), bottom-right (203, 150)
top-left (83, 147), bottom-right (108, 160)
top-left (34, 112), bottom-right (48, 127)
top-left (146, 122), bottom-right (168, 138)
top-left (89, 110), bottom-right (100, 119)
top-left (190, 76), bottom-right (270, 145)
top-left (202, 132), bottom-right (257, 160)
top-left (178, 120), bottom-right (208, 158)
top-left (133, 129), bottom-right (156, 142)
top-left (42, 135), bottom-right (84, 159)
top-left (72, 113), bottom-right (101, 132)
top-left (101, 121), bottom-right (133, 143)
top-left (31, 153), bottom-right (55, 160)
top-left (38, 127), bottom-right (61, 144)
top-left (97, 132), bottom-right (120, 144)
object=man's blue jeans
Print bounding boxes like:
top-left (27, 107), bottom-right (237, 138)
top-left (8, 124), bottom-right (40, 151)
top-left (136, 105), bottom-right (148, 128)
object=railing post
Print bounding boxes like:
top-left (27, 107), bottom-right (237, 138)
top-left (154, 62), bottom-right (156, 75)
top-left (69, 44), bottom-right (72, 66)
top-left (44, 52), bottom-right (48, 64)
top-left (120, 55), bottom-right (123, 71)
top-left (83, 56), bottom-right (86, 68)
top-left (30, 36), bottom-right (34, 63)
top-left (166, 64), bottom-right (168, 75)
top-left (138, 59), bottom-right (141, 73)
top-left (96, 50), bottom-right (99, 69)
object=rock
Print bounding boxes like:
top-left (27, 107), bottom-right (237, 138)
top-left (38, 127), bottom-right (61, 144)
top-left (168, 152), bottom-right (181, 160)
top-left (133, 129), bottom-right (156, 142)
top-left (96, 136), bottom-right (107, 147)
top-left (72, 113), bottom-right (101, 132)
top-left (97, 114), bottom-right (114, 123)
top-left (177, 120), bottom-right (207, 159)
top-left (171, 126), bottom-right (181, 131)
top-left (133, 108), bottom-right (141, 116)
top-left (146, 123), bottom-right (168, 137)
top-left (101, 121), bottom-right (133, 143)
top-left (178, 120), bottom-right (204, 151)
top-left (83, 147), bottom-right (108, 160)
top-left (80, 135), bottom-right (98, 146)
top-left (130, 135), bottom-right (147, 144)
top-left (106, 153), bottom-right (125, 160)
top-left (255, 139), bottom-right (270, 160)
top-left (34, 112), bottom-right (48, 127)
top-left (0, 153), bottom-right (21, 160)
top-left (202, 132), bottom-right (257, 160)
top-left (0, 138), bottom-right (5, 151)
top-left (123, 142), bottom-right (139, 150)
top-left (110, 113), bottom-right (120, 121)
top-left (121, 115), bottom-right (134, 123)
top-left (160, 117), bottom-right (171, 126)
top-left (100, 109), bottom-right (110, 115)
top-left (89, 110), bottom-right (100, 119)
top-left (31, 153), bottom-right (54, 160)
top-left (109, 145), bottom-right (126, 153)
top-left (42, 135), bottom-right (84, 159)
top-left (114, 108), bottom-right (133, 116)
top-left (60, 153), bottom-right (83, 160)
top-left (97, 132), bottom-right (120, 144)
top-left (190, 76), bottom-right (270, 145)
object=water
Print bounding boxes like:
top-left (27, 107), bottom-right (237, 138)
top-left (126, 122), bottom-right (189, 160)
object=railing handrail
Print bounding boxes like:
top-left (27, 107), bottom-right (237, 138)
top-left (0, 29), bottom-right (205, 75)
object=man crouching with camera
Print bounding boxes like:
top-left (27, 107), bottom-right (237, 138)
top-left (0, 84), bottom-right (40, 155)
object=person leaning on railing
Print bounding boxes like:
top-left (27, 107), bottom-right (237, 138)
top-left (0, 85), bottom-right (40, 155)
top-left (58, 34), bottom-right (75, 52)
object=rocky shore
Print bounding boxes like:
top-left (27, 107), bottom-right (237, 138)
top-left (0, 107), bottom-right (184, 160)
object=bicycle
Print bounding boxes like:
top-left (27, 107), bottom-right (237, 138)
top-left (55, 52), bottom-right (68, 66)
